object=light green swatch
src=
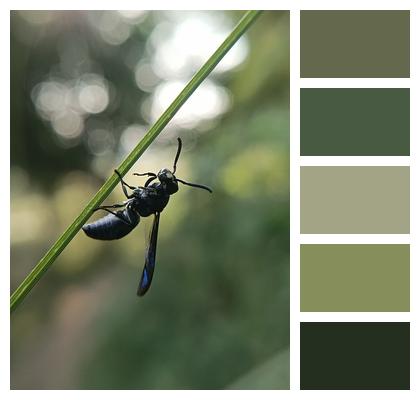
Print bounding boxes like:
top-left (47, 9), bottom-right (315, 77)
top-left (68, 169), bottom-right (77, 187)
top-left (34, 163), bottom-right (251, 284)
top-left (301, 244), bottom-right (410, 312)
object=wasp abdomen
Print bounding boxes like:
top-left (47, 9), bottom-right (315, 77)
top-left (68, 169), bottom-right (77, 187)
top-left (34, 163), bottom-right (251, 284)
top-left (82, 209), bottom-right (140, 240)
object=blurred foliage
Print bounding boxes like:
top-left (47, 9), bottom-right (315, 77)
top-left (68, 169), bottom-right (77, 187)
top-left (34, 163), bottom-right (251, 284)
top-left (11, 10), bottom-right (289, 389)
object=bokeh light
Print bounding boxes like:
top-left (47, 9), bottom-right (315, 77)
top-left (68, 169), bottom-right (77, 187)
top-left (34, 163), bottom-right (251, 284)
top-left (77, 75), bottom-right (109, 114)
top-left (150, 80), bottom-right (231, 128)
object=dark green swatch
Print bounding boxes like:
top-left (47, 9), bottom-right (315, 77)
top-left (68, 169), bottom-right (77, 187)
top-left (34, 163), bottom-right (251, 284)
top-left (300, 10), bottom-right (410, 77)
top-left (300, 166), bottom-right (410, 234)
top-left (300, 322), bottom-right (410, 390)
top-left (300, 244), bottom-right (410, 312)
top-left (301, 89), bottom-right (410, 156)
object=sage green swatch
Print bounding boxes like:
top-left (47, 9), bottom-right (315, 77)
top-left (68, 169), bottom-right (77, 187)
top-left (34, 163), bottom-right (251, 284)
top-left (301, 244), bottom-right (410, 312)
top-left (301, 166), bottom-right (410, 234)
top-left (300, 89), bottom-right (410, 156)
top-left (300, 10), bottom-right (410, 77)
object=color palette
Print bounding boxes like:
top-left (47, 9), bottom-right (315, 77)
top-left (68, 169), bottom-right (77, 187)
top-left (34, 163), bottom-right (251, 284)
top-left (300, 244), bottom-right (410, 312)
top-left (300, 89), bottom-right (410, 156)
top-left (300, 166), bottom-right (410, 234)
top-left (300, 322), bottom-right (410, 390)
top-left (300, 10), bottom-right (410, 77)
top-left (299, 9), bottom-right (411, 391)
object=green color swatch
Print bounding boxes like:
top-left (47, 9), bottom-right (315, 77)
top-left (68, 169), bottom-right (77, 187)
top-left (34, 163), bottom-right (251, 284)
top-left (300, 322), bottom-right (410, 390)
top-left (301, 89), bottom-right (410, 156)
top-left (300, 244), bottom-right (410, 312)
top-left (300, 166), bottom-right (410, 234)
top-left (300, 10), bottom-right (410, 77)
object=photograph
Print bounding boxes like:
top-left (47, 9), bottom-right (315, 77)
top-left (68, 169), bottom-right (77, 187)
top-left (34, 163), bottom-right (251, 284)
top-left (10, 10), bottom-right (290, 389)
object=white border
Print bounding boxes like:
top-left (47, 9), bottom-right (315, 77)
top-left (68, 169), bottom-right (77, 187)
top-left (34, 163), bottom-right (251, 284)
top-left (300, 313), bottom-right (411, 323)
top-left (301, 78), bottom-right (411, 88)
top-left (409, 5), bottom-right (419, 394)
top-left (301, 157), bottom-right (411, 166)
top-left (300, 235), bottom-right (410, 245)
top-left (1, 3), bottom-right (10, 399)
top-left (3, 0), bottom-right (420, 399)
top-left (3, 0), bottom-right (417, 11)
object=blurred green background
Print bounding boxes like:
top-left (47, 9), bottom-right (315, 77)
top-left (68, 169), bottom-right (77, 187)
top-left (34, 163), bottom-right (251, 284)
top-left (10, 10), bottom-right (289, 389)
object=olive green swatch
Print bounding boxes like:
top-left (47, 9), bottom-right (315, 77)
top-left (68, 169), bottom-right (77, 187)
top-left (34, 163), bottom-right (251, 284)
top-left (300, 322), bottom-right (410, 389)
top-left (300, 166), bottom-right (410, 234)
top-left (300, 10), bottom-right (410, 77)
top-left (300, 244), bottom-right (410, 312)
top-left (301, 89), bottom-right (410, 156)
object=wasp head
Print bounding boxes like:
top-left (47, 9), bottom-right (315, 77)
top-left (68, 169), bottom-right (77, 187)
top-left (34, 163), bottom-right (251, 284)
top-left (157, 168), bottom-right (179, 194)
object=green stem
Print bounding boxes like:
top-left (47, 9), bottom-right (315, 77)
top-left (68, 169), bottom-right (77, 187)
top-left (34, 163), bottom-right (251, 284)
top-left (11, 10), bottom-right (263, 313)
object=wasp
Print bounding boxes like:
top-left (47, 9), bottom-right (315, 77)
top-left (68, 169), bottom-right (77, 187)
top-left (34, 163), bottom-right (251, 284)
top-left (82, 138), bottom-right (212, 296)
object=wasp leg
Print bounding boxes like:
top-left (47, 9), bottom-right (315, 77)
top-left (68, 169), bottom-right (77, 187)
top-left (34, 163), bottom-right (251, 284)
top-left (93, 202), bottom-right (126, 212)
top-left (93, 206), bottom-right (132, 225)
top-left (133, 172), bottom-right (157, 187)
top-left (133, 172), bottom-right (157, 177)
top-left (145, 176), bottom-right (157, 187)
top-left (114, 170), bottom-right (135, 198)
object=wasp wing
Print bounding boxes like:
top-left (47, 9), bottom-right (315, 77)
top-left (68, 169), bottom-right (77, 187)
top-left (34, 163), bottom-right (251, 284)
top-left (137, 212), bottom-right (160, 296)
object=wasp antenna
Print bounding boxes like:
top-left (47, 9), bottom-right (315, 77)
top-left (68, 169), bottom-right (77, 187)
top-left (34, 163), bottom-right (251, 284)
top-left (173, 138), bottom-right (182, 174)
top-left (176, 178), bottom-right (212, 193)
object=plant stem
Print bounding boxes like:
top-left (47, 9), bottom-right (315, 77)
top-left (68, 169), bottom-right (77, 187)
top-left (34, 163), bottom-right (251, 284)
top-left (10, 10), bottom-right (263, 313)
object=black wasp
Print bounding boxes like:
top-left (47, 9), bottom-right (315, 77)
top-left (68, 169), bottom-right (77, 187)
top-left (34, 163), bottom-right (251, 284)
top-left (82, 138), bottom-right (212, 296)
